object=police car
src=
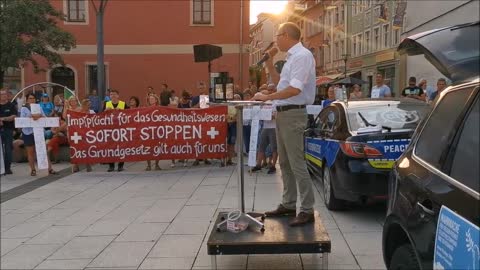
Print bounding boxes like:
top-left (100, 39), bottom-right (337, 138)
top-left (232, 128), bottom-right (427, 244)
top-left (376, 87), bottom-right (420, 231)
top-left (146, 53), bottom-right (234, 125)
top-left (382, 22), bottom-right (479, 270)
top-left (305, 98), bottom-right (429, 210)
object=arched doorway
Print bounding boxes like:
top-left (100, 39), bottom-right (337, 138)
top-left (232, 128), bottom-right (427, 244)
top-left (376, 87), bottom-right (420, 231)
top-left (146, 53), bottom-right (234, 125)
top-left (51, 66), bottom-right (75, 97)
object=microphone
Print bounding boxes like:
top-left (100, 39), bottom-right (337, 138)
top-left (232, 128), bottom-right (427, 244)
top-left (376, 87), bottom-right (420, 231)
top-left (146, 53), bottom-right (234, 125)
top-left (256, 53), bottom-right (270, 66)
top-left (256, 46), bottom-right (278, 66)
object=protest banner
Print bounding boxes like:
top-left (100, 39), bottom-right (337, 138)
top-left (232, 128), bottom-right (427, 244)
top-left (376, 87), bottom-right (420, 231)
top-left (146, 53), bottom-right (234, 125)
top-left (67, 106), bottom-right (228, 163)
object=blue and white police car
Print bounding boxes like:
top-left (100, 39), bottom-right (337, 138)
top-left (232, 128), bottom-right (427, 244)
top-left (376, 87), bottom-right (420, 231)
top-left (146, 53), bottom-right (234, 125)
top-left (305, 98), bottom-right (430, 210)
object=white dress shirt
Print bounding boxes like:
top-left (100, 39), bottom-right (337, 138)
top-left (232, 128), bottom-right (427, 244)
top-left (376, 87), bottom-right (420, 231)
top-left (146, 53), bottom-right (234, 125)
top-left (274, 42), bottom-right (316, 106)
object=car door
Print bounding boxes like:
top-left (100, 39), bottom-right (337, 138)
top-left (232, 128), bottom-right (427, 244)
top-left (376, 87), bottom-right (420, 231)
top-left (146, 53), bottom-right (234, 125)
top-left (425, 87), bottom-right (479, 224)
top-left (407, 85), bottom-right (478, 269)
top-left (304, 106), bottom-right (342, 176)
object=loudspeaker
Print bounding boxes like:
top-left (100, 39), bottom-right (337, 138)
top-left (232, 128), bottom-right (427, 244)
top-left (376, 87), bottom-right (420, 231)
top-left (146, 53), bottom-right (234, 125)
top-left (193, 44), bottom-right (223, 62)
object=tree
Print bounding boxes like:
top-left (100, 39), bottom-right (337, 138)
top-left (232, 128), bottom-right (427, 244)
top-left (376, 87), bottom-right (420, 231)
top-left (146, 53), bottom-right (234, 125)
top-left (0, 0), bottom-right (76, 87)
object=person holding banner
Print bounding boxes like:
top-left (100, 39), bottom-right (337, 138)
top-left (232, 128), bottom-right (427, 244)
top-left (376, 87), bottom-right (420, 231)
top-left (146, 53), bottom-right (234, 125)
top-left (71, 99), bottom-right (94, 173)
top-left (21, 93), bottom-right (57, 176)
top-left (62, 96), bottom-right (79, 121)
top-left (253, 22), bottom-right (316, 226)
top-left (105, 89), bottom-right (127, 172)
top-left (191, 83), bottom-right (212, 166)
top-left (145, 94), bottom-right (162, 171)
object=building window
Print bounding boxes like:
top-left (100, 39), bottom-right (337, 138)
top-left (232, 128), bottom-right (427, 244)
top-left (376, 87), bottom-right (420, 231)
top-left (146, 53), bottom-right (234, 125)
top-left (317, 46), bottom-right (323, 66)
top-left (358, 0), bottom-right (364, 12)
top-left (192, 0), bottom-right (212, 25)
top-left (86, 64), bottom-right (108, 95)
top-left (358, 34), bottom-right (363, 56)
top-left (364, 30), bottom-right (371, 53)
top-left (373, 27), bottom-right (380, 51)
top-left (339, 5), bottom-right (344, 24)
top-left (66, 0), bottom-right (86, 22)
top-left (352, 35), bottom-right (357, 57)
top-left (340, 40), bottom-right (345, 57)
top-left (392, 28), bottom-right (401, 45)
top-left (383, 23), bottom-right (390, 48)
top-left (334, 42), bottom-right (340, 60)
top-left (325, 46), bottom-right (330, 64)
top-left (335, 6), bottom-right (339, 24)
top-left (365, 11), bottom-right (371, 26)
top-left (373, 6), bottom-right (381, 24)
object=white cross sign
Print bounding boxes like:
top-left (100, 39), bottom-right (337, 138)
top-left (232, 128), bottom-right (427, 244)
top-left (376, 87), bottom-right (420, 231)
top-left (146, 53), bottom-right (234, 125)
top-left (207, 127), bottom-right (219, 139)
top-left (70, 132), bottom-right (82, 144)
top-left (243, 106), bottom-right (273, 167)
top-left (0, 136), bottom-right (4, 175)
top-left (15, 104), bottom-right (59, 170)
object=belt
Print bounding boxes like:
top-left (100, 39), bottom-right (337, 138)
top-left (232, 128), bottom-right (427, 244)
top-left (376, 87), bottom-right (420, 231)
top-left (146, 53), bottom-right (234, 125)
top-left (276, 104), bottom-right (306, 112)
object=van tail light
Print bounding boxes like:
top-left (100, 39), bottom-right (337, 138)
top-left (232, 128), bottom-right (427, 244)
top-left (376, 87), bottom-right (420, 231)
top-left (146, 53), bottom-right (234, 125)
top-left (340, 142), bottom-right (383, 158)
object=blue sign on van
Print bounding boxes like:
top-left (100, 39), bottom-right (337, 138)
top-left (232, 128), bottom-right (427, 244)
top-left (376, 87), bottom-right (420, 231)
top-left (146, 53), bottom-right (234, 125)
top-left (434, 206), bottom-right (479, 270)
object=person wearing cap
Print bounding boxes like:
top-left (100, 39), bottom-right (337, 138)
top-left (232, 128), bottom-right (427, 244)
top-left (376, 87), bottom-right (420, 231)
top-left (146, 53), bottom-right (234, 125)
top-left (253, 22), bottom-right (316, 227)
top-left (40, 93), bottom-right (54, 117)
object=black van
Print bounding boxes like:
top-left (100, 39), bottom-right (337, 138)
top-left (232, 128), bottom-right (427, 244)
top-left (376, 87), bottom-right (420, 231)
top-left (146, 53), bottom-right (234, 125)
top-left (382, 22), bottom-right (479, 270)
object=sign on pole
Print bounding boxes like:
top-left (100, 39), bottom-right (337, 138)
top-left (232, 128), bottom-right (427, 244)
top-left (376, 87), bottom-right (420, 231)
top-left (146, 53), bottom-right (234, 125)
top-left (243, 106), bottom-right (273, 167)
top-left (434, 206), bottom-right (479, 270)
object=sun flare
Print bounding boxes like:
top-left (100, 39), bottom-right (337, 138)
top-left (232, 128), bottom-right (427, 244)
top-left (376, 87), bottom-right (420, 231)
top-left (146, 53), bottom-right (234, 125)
top-left (250, 0), bottom-right (289, 24)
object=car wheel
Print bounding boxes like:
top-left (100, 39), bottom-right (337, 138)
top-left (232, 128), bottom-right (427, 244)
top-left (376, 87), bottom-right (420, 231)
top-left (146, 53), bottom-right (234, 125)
top-left (389, 244), bottom-right (420, 270)
top-left (322, 165), bottom-right (344, 210)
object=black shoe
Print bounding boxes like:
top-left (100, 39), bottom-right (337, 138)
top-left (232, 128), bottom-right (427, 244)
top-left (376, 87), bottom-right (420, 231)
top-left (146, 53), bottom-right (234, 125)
top-left (267, 166), bottom-right (276, 174)
top-left (117, 167), bottom-right (124, 172)
top-left (204, 159), bottom-right (211, 165)
top-left (192, 160), bottom-right (200, 166)
top-left (108, 167), bottom-right (114, 172)
top-left (5, 169), bottom-right (13, 175)
top-left (251, 165), bottom-right (262, 172)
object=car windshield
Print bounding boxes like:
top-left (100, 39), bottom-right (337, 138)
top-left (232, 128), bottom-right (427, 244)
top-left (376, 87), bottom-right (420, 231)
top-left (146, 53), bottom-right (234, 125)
top-left (347, 101), bottom-right (430, 132)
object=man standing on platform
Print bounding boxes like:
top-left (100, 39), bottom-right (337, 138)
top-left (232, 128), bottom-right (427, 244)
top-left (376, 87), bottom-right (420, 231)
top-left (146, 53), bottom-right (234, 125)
top-left (105, 89), bottom-right (127, 172)
top-left (253, 22), bottom-right (316, 226)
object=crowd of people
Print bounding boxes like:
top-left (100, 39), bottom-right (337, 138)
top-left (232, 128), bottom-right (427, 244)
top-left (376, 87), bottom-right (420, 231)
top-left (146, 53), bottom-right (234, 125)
top-left (0, 72), bottom-right (450, 177)
top-left (318, 72), bottom-right (448, 106)
top-left (0, 80), bottom-right (281, 176)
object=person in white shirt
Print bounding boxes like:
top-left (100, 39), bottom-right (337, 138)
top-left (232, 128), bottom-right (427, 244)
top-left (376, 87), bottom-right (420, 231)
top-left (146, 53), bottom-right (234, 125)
top-left (371, 73), bottom-right (392, 98)
top-left (253, 22), bottom-right (315, 226)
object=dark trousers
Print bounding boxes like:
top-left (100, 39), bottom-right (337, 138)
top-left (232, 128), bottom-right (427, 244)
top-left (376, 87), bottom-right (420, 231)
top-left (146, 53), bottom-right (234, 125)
top-left (243, 124), bottom-right (251, 153)
top-left (109, 162), bottom-right (124, 169)
top-left (0, 128), bottom-right (14, 171)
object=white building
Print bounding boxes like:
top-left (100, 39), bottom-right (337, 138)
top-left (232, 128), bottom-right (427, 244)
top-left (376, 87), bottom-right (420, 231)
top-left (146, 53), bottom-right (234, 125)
top-left (402, 0), bottom-right (480, 88)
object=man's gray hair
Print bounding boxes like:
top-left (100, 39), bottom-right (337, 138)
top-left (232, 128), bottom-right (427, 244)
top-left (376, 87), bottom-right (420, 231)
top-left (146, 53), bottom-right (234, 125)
top-left (279, 22), bottom-right (301, 41)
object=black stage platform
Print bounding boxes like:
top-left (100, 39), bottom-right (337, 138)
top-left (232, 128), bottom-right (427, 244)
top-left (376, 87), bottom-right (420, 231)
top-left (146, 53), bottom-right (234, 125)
top-left (207, 212), bottom-right (331, 269)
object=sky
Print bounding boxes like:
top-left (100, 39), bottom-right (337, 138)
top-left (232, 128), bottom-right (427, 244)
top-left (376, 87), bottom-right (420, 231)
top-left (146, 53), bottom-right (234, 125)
top-left (250, 0), bottom-right (289, 24)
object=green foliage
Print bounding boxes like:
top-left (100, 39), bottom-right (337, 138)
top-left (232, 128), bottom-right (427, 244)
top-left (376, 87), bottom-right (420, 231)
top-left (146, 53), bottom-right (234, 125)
top-left (0, 0), bottom-right (76, 85)
top-left (249, 65), bottom-right (262, 87)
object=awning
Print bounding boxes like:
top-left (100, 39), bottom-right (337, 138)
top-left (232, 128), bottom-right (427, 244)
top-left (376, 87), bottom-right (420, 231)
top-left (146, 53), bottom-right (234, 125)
top-left (318, 71), bottom-right (363, 85)
top-left (316, 76), bottom-right (333, 85)
top-left (324, 73), bottom-right (343, 80)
